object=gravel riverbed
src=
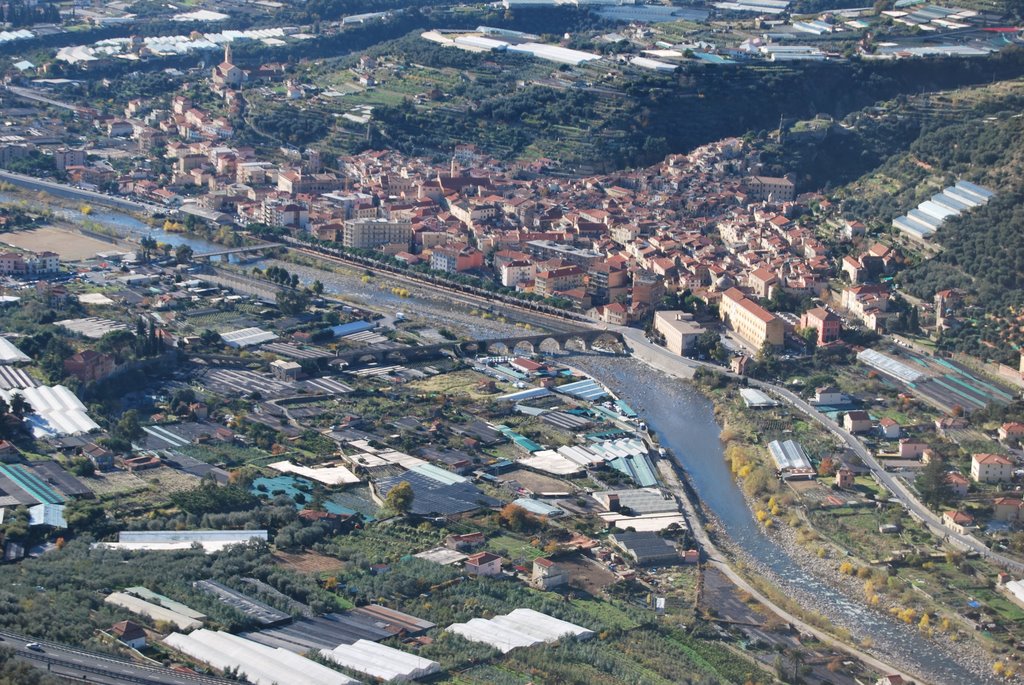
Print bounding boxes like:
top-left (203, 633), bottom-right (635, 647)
top-left (566, 353), bottom-right (1005, 685)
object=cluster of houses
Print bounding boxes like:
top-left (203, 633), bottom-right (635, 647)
top-left (837, 402), bottom-right (1024, 533)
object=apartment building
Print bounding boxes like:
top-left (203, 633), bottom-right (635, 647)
top-left (719, 287), bottom-right (784, 350)
top-left (342, 218), bottom-right (412, 250)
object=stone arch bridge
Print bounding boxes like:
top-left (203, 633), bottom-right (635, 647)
top-left (334, 329), bottom-right (625, 368)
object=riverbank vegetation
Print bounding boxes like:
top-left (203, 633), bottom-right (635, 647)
top-left (691, 368), bottom-right (1024, 676)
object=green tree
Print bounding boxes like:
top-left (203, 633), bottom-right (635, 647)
top-left (114, 409), bottom-right (144, 443)
top-left (7, 393), bottom-right (28, 419)
top-left (917, 457), bottom-right (953, 508)
top-left (276, 289), bottom-right (310, 316)
top-left (385, 480), bottom-right (414, 515)
top-left (175, 244), bottom-right (194, 264)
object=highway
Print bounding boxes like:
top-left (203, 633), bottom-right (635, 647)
top-left (0, 630), bottom-right (232, 685)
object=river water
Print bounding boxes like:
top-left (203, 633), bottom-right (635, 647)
top-left (568, 355), bottom-right (992, 685)
top-left (0, 191), bottom-right (221, 254)
top-left (3, 192), bottom-right (989, 683)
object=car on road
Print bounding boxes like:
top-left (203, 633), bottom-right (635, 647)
top-left (25, 642), bottom-right (42, 651)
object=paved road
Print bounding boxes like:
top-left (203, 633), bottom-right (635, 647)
top-left (654, 460), bottom-right (913, 683)
top-left (0, 630), bottom-right (231, 685)
top-left (0, 169), bottom-right (161, 215)
top-left (610, 325), bottom-right (1024, 574)
top-left (754, 382), bottom-right (1024, 575)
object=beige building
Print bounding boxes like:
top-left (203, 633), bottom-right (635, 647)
top-left (971, 453), bottom-right (1014, 483)
top-left (464, 552), bottom-right (503, 577)
top-left (719, 288), bottom-right (784, 350)
top-left (531, 557), bottom-right (569, 590)
top-left (343, 218), bottom-right (412, 250)
top-left (744, 175), bottom-right (795, 203)
top-left (654, 310), bottom-right (706, 356)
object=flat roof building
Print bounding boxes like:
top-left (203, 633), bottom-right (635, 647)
top-left (654, 310), bottom-right (706, 355)
top-left (343, 217), bottom-right (412, 250)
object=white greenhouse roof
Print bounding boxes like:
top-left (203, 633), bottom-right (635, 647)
top-left (106, 592), bottom-right (203, 631)
top-left (519, 450), bottom-right (584, 476)
top-left (0, 337), bottom-right (29, 364)
top-left (507, 42), bottom-right (602, 65)
top-left (446, 608), bottom-right (593, 653)
top-left (164, 629), bottom-right (357, 685)
top-left (268, 460), bottom-right (359, 485)
top-left (739, 388), bottom-right (777, 408)
top-left (1, 385), bottom-right (99, 436)
top-left (856, 349), bottom-right (926, 383)
top-left (220, 327), bottom-right (278, 348)
top-left (321, 639), bottom-right (441, 681)
top-left (767, 439), bottom-right (812, 472)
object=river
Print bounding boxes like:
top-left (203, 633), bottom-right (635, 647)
top-left (568, 354), bottom-right (993, 685)
top-left (0, 191), bottom-right (222, 254)
top-left (1, 192), bottom-right (990, 683)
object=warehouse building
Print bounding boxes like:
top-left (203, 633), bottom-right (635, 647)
top-left (608, 531), bottom-right (680, 565)
top-left (654, 310), bottom-right (705, 355)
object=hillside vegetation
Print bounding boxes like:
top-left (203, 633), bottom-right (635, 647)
top-left (365, 41), bottom-right (1024, 171)
top-left (767, 79), bottom-right (1024, 363)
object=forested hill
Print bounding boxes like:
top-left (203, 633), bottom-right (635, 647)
top-left (762, 79), bottom-right (1024, 364)
top-left (369, 42), bottom-right (1024, 171)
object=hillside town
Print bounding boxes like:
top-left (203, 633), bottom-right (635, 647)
top-left (0, 0), bottom-right (1023, 682)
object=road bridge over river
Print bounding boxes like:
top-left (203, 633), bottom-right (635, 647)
top-left (335, 329), bottom-right (625, 368)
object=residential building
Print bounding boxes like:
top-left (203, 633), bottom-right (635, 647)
top-left (835, 466), bottom-right (855, 489)
top-left (500, 260), bottom-right (535, 287)
top-left (445, 532), bottom-right (485, 551)
top-left (431, 244), bottom-right (483, 273)
top-left (993, 497), bottom-right (1024, 522)
top-left (270, 359), bottom-right (302, 381)
top-left (843, 410), bottom-right (872, 434)
top-left (64, 350), bottom-right (116, 383)
top-left (54, 148), bottom-right (87, 171)
top-left (799, 307), bottom-right (842, 345)
top-left (719, 287), bottom-right (784, 350)
top-left (971, 453), bottom-right (1014, 483)
top-left (531, 557), bottom-right (569, 590)
top-left (878, 418), bottom-right (901, 439)
top-left (110, 620), bottom-right (147, 649)
top-left (743, 175), bottom-right (795, 202)
top-left (998, 422), bottom-right (1024, 444)
top-left (0, 250), bottom-right (60, 277)
top-left (464, 551), bottom-right (503, 577)
top-left (747, 266), bottom-right (779, 299)
top-left (898, 439), bottom-right (927, 459)
top-left (942, 510), bottom-right (976, 534)
top-left (841, 284), bottom-right (890, 331)
top-left (535, 265), bottom-right (585, 297)
top-left (83, 442), bottom-right (115, 471)
top-left (343, 218), bottom-right (412, 250)
top-left (945, 472), bottom-right (969, 497)
top-left (653, 310), bottom-right (705, 356)
top-left (813, 386), bottom-right (846, 405)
